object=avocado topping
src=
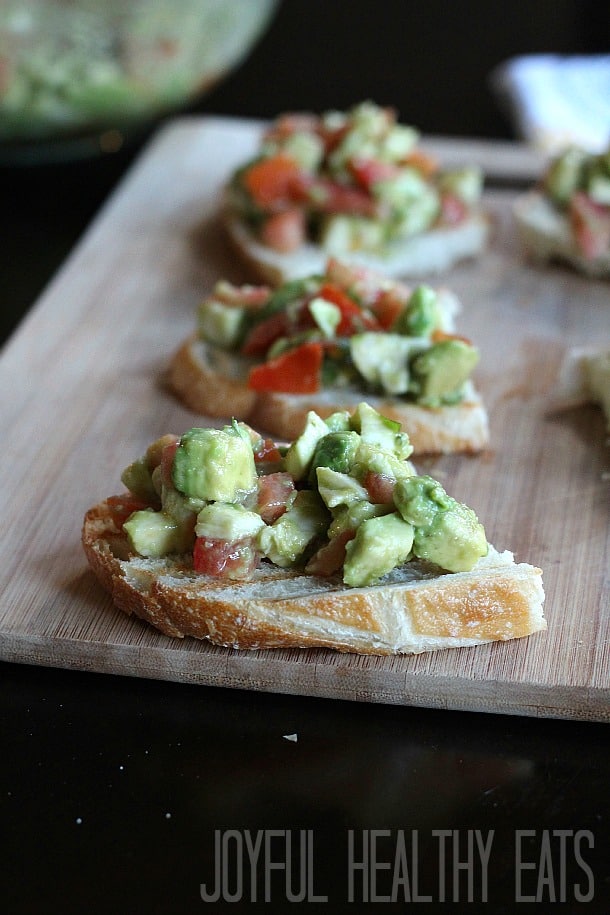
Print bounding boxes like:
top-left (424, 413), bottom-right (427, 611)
top-left (118, 404), bottom-right (489, 587)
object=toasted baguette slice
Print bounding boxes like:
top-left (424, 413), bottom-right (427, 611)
top-left (552, 346), bottom-right (610, 429)
top-left (224, 209), bottom-right (490, 286)
top-left (83, 497), bottom-right (546, 655)
top-left (167, 336), bottom-right (489, 455)
top-left (513, 191), bottom-right (610, 278)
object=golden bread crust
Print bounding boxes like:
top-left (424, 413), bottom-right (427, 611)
top-left (82, 498), bottom-right (545, 655)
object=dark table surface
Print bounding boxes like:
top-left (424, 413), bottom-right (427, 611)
top-left (2, 3), bottom-right (609, 911)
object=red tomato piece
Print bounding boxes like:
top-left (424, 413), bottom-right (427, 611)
top-left (247, 342), bottom-right (323, 393)
top-left (107, 494), bottom-right (152, 527)
top-left (254, 438), bottom-right (283, 464)
top-left (371, 289), bottom-right (405, 330)
top-left (193, 536), bottom-right (260, 580)
top-left (316, 282), bottom-right (380, 335)
top-left (569, 192), bottom-right (610, 259)
top-left (256, 472), bottom-right (296, 524)
top-left (241, 312), bottom-right (289, 356)
top-left (308, 178), bottom-right (379, 217)
top-left (439, 192), bottom-right (468, 226)
top-left (305, 529), bottom-right (355, 576)
top-left (260, 208), bottom-right (306, 252)
top-left (350, 157), bottom-right (401, 191)
top-left (243, 154), bottom-right (304, 209)
top-left (363, 471), bottom-right (396, 505)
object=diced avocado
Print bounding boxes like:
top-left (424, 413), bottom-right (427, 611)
top-left (172, 427), bottom-right (256, 502)
top-left (283, 410), bottom-right (331, 480)
top-left (329, 500), bottom-right (393, 539)
top-left (438, 166), bottom-right (483, 206)
top-left (316, 467), bottom-right (369, 509)
top-left (343, 512), bottom-right (414, 587)
top-left (586, 171), bottom-right (610, 206)
top-left (351, 441), bottom-right (416, 484)
top-left (393, 284), bottom-right (440, 338)
top-left (124, 508), bottom-right (195, 558)
top-left (389, 184), bottom-right (440, 237)
top-left (308, 296), bottom-right (341, 337)
top-left (197, 299), bottom-right (245, 348)
top-left (257, 490), bottom-right (329, 567)
top-left (161, 486), bottom-right (205, 523)
top-left (309, 431), bottom-right (361, 482)
top-left (379, 124), bottom-right (419, 161)
top-left (373, 168), bottom-right (428, 207)
top-left (544, 147), bottom-right (587, 206)
top-left (411, 339), bottom-right (479, 404)
top-left (321, 215), bottom-right (386, 254)
top-left (121, 457), bottom-right (158, 504)
top-left (349, 402), bottom-right (413, 459)
top-left (394, 475), bottom-right (487, 572)
top-left (277, 130), bottom-right (324, 171)
top-left (324, 410), bottom-right (351, 432)
top-left (350, 332), bottom-right (424, 394)
top-left (195, 503), bottom-right (265, 540)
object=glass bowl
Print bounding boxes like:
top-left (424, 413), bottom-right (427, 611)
top-left (0, 0), bottom-right (278, 163)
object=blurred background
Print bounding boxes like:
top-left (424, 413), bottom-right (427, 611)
top-left (1, 0), bottom-right (608, 344)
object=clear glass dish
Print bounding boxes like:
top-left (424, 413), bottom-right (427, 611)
top-left (0, 0), bottom-right (278, 163)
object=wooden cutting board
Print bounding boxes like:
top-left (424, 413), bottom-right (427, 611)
top-left (0, 117), bottom-right (608, 721)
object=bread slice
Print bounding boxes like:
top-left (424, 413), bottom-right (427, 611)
top-left (513, 191), bottom-right (610, 278)
top-left (167, 337), bottom-right (489, 455)
top-left (224, 208), bottom-right (490, 286)
top-left (552, 346), bottom-right (610, 430)
top-left (83, 497), bottom-right (546, 655)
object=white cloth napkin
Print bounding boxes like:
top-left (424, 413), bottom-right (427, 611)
top-left (490, 54), bottom-right (610, 154)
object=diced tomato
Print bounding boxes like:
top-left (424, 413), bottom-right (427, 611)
top-left (107, 494), bottom-right (152, 527)
top-left (263, 112), bottom-right (320, 143)
top-left (241, 311), bottom-right (289, 356)
top-left (316, 282), bottom-right (380, 335)
top-left (254, 437), bottom-right (283, 464)
top-left (248, 341), bottom-right (323, 393)
top-left (350, 157), bottom-right (401, 191)
top-left (160, 439), bottom-right (179, 488)
top-left (305, 529), bottom-right (355, 576)
top-left (325, 257), bottom-right (387, 306)
top-left (260, 208), bottom-right (306, 252)
top-left (371, 288), bottom-right (406, 330)
top-left (431, 329), bottom-right (472, 345)
top-left (213, 280), bottom-right (271, 308)
top-left (569, 191), bottom-right (610, 259)
top-left (193, 536), bottom-right (260, 580)
top-left (438, 192), bottom-right (468, 226)
top-left (307, 177), bottom-right (379, 217)
top-left (402, 148), bottom-right (438, 178)
top-left (243, 154), bottom-right (304, 209)
top-left (363, 471), bottom-right (396, 505)
top-left (256, 472), bottom-right (296, 524)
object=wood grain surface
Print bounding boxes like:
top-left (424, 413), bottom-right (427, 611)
top-left (0, 117), bottom-right (608, 720)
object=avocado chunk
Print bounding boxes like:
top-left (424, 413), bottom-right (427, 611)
top-left (197, 299), bottom-right (245, 348)
top-left (329, 500), bottom-right (393, 539)
top-left (343, 512), bottom-right (414, 587)
top-left (316, 467), bottom-right (369, 509)
top-left (283, 410), bottom-right (332, 480)
top-left (195, 503), bottom-right (265, 540)
top-left (351, 441), bottom-right (415, 484)
top-left (257, 491), bottom-right (329, 567)
top-left (172, 427), bottom-right (256, 502)
top-left (124, 508), bottom-right (195, 558)
top-left (309, 431), bottom-right (361, 482)
top-left (393, 284), bottom-right (440, 338)
top-left (394, 475), bottom-right (487, 572)
top-left (438, 166), bottom-right (483, 207)
top-left (544, 147), bottom-right (587, 206)
top-left (349, 402), bottom-right (413, 459)
top-left (324, 410), bottom-right (351, 432)
top-left (350, 332), bottom-right (424, 394)
top-left (121, 457), bottom-right (158, 504)
top-left (411, 339), bottom-right (479, 404)
top-left (308, 296), bottom-right (341, 337)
